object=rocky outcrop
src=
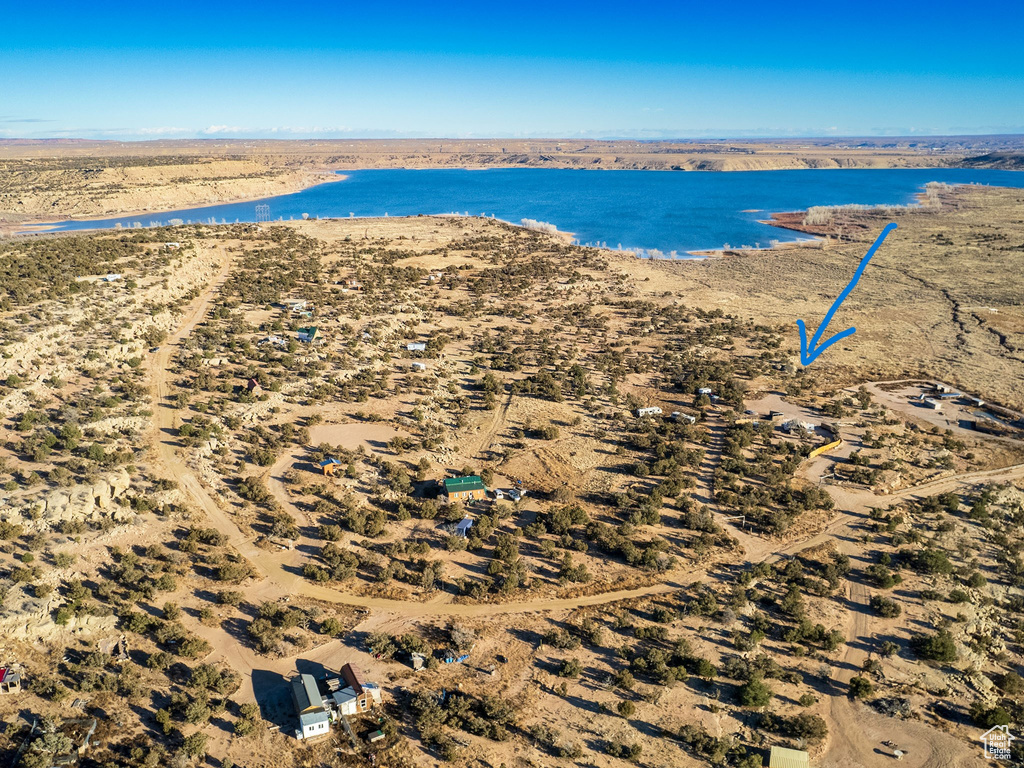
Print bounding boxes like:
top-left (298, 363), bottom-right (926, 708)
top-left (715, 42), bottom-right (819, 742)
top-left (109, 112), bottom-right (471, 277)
top-left (0, 591), bottom-right (116, 640)
top-left (0, 468), bottom-right (134, 527)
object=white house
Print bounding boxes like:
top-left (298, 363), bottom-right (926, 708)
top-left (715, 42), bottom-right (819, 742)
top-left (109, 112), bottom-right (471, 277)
top-left (406, 342), bottom-right (427, 352)
top-left (103, 274), bottom-right (123, 282)
top-left (291, 674), bottom-right (330, 740)
top-left (673, 412), bottom-right (697, 424)
top-left (411, 362), bottom-right (427, 371)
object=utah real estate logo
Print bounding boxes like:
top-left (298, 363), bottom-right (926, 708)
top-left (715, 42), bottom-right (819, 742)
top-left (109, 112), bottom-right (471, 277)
top-left (981, 725), bottom-right (1016, 760)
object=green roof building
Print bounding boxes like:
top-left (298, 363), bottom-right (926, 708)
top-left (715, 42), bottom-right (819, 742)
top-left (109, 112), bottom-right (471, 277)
top-left (442, 475), bottom-right (487, 501)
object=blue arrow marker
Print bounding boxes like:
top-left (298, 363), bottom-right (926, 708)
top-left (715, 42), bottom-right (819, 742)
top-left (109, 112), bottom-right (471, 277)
top-left (797, 222), bottom-right (897, 366)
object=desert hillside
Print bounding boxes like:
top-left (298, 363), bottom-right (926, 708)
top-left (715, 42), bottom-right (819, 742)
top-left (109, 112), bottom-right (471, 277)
top-left (1, 188), bottom-right (1023, 768)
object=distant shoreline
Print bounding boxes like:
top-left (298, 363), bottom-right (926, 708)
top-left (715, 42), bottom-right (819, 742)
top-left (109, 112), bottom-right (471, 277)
top-left (10, 169), bottom-right (1024, 255)
top-left (9, 171), bottom-right (347, 235)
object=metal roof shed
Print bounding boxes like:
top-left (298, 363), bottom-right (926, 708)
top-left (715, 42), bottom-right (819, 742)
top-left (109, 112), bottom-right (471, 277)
top-left (768, 746), bottom-right (810, 768)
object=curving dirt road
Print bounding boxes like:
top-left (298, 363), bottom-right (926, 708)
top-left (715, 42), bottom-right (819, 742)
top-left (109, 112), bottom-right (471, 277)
top-left (147, 258), bottom-right (1024, 620)
top-left (144, 263), bottom-right (687, 615)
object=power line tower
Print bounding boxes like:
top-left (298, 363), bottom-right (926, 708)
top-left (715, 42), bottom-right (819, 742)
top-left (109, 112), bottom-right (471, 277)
top-left (255, 204), bottom-right (270, 223)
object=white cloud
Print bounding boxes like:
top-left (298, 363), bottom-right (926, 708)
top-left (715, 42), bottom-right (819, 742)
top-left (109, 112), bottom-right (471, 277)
top-left (132, 126), bottom-right (190, 136)
top-left (201, 125), bottom-right (245, 134)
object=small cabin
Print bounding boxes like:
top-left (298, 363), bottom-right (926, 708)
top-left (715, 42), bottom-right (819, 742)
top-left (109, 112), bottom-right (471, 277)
top-left (0, 667), bottom-right (22, 695)
top-left (319, 458), bottom-right (343, 476)
top-left (636, 406), bottom-right (663, 417)
top-left (406, 342), bottom-right (427, 352)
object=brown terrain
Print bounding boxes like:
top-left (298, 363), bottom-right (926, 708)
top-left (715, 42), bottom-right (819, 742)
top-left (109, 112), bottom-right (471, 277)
top-left (668, 184), bottom-right (1024, 412)
top-left (1, 174), bottom-right (1023, 768)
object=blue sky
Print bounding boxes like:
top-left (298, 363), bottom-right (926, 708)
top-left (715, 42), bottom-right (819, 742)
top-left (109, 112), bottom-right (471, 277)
top-left (2, 0), bottom-right (1022, 140)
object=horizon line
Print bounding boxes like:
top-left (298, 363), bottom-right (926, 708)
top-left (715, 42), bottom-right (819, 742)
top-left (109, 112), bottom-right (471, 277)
top-left (3, 132), bottom-right (1024, 144)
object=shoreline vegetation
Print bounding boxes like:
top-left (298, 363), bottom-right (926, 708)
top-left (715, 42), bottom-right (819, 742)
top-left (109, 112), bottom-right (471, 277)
top-left (2, 136), bottom-right (1022, 232)
top-left (10, 176), bottom-right (1002, 264)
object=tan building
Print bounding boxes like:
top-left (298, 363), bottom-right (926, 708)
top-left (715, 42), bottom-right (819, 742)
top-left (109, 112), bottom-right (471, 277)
top-left (442, 475), bottom-right (487, 501)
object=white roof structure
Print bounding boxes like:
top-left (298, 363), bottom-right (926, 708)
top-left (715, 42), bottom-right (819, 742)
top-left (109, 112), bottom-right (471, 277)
top-left (783, 419), bottom-right (817, 433)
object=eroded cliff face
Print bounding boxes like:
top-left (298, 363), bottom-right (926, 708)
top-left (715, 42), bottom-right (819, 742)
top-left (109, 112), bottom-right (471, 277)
top-left (1, 468), bottom-right (134, 527)
top-left (0, 589), bottom-right (117, 641)
top-left (0, 469), bottom-right (138, 641)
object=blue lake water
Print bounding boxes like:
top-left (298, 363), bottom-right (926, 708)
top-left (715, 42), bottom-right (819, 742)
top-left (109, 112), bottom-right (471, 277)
top-left (38, 168), bottom-right (1024, 254)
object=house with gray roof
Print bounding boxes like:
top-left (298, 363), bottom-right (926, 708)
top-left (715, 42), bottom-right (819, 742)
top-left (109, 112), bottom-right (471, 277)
top-left (291, 673), bottom-right (330, 740)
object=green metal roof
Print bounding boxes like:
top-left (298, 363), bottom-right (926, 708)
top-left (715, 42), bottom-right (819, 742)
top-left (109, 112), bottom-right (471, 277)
top-left (443, 475), bottom-right (486, 493)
